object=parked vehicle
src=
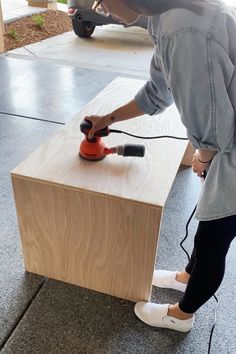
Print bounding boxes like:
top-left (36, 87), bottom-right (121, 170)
top-left (68, 0), bottom-right (148, 38)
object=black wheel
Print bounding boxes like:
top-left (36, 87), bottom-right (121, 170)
top-left (72, 18), bottom-right (95, 38)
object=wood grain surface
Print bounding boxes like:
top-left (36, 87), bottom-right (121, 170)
top-left (181, 141), bottom-right (194, 167)
top-left (12, 177), bottom-right (162, 301)
top-left (12, 77), bottom-right (189, 208)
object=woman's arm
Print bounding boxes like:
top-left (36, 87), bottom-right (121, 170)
top-left (85, 99), bottom-right (144, 139)
top-left (192, 149), bottom-right (217, 177)
top-left (198, 149), bottom-right (217, 163)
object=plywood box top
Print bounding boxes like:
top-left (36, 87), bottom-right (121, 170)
top-left (12, 77), bottom-right (188, 208)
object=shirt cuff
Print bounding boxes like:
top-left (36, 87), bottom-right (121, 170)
top-left (134, 87), bottom-right (163, 116)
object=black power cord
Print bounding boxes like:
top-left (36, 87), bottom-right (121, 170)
top-left (110, 128), bottom-right (189, 140)
top-left (180, 201), bottom-right (219, 354)
top-left (114, 128), bottom-right (219, 353)
top-left (99, 123), bottom-right (218, 352)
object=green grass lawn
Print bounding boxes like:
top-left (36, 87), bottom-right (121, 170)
top-left (57, 0), bottom-right (67, 4)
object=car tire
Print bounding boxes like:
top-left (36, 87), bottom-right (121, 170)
top-left (72, 18), bottom-right (96, 38)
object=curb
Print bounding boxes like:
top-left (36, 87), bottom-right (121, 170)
top-left (4, 9), bottom-right (47, 24)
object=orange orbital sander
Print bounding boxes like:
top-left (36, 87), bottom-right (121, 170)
top-left (79, 120), bottom-right (145, 161)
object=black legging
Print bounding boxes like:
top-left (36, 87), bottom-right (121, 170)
top-left (179, 214), bottom-right (236, 314)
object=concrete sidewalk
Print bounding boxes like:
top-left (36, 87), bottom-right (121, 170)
top-left (8, 25), bottom-right (154, 77)
top-left (1, 0), bottom-right (67, 23)
top-left (3, 0), bottom-right (153, 77)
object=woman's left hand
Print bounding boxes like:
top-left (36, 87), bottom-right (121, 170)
top-left (192, 151), bottom-right (211, 177)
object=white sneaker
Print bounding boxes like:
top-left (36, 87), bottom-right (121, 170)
top-left (134, 302), bottom-right (194, 332)
top-left (152, 270), bottom-right (187, 292)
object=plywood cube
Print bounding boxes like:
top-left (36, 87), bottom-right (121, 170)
top-left (11, 77), bottom-right (190, 302)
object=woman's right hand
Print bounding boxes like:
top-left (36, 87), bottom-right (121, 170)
top-left (84, 99), bottom-right (144, 139)
top-left (84, 114), bottom-right (112, 140)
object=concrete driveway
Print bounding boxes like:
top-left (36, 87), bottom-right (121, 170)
top-left (8, 24), bottom-right (154, 77)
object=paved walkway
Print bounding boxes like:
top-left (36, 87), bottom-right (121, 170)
top-left (1, 0), bottom-right (67, 23)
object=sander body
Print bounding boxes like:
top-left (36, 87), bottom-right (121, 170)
top-left (79, 120), bottom-right (145, 161)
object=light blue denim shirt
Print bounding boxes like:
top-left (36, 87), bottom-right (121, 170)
top-left (134, 0), bottom-right (236, 221)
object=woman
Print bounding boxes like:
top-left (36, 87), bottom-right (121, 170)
top-left (86, 0), bottom-right (236, 332)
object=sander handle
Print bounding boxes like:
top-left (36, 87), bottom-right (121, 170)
top-left (80, 120), bottom-right (110, 137)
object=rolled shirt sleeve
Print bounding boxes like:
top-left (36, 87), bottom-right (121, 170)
top-left (166, 31), bottom-right (235, 153)
top-left (135, 51), bottom-right (174, 115)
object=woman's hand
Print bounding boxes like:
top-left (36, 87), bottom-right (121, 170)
top-left (84, 99), bottom-right (145, 140)
top-left (84, 114), bottom-right (113, 140)
top-left (192, 150), bottom-right (212, 177)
